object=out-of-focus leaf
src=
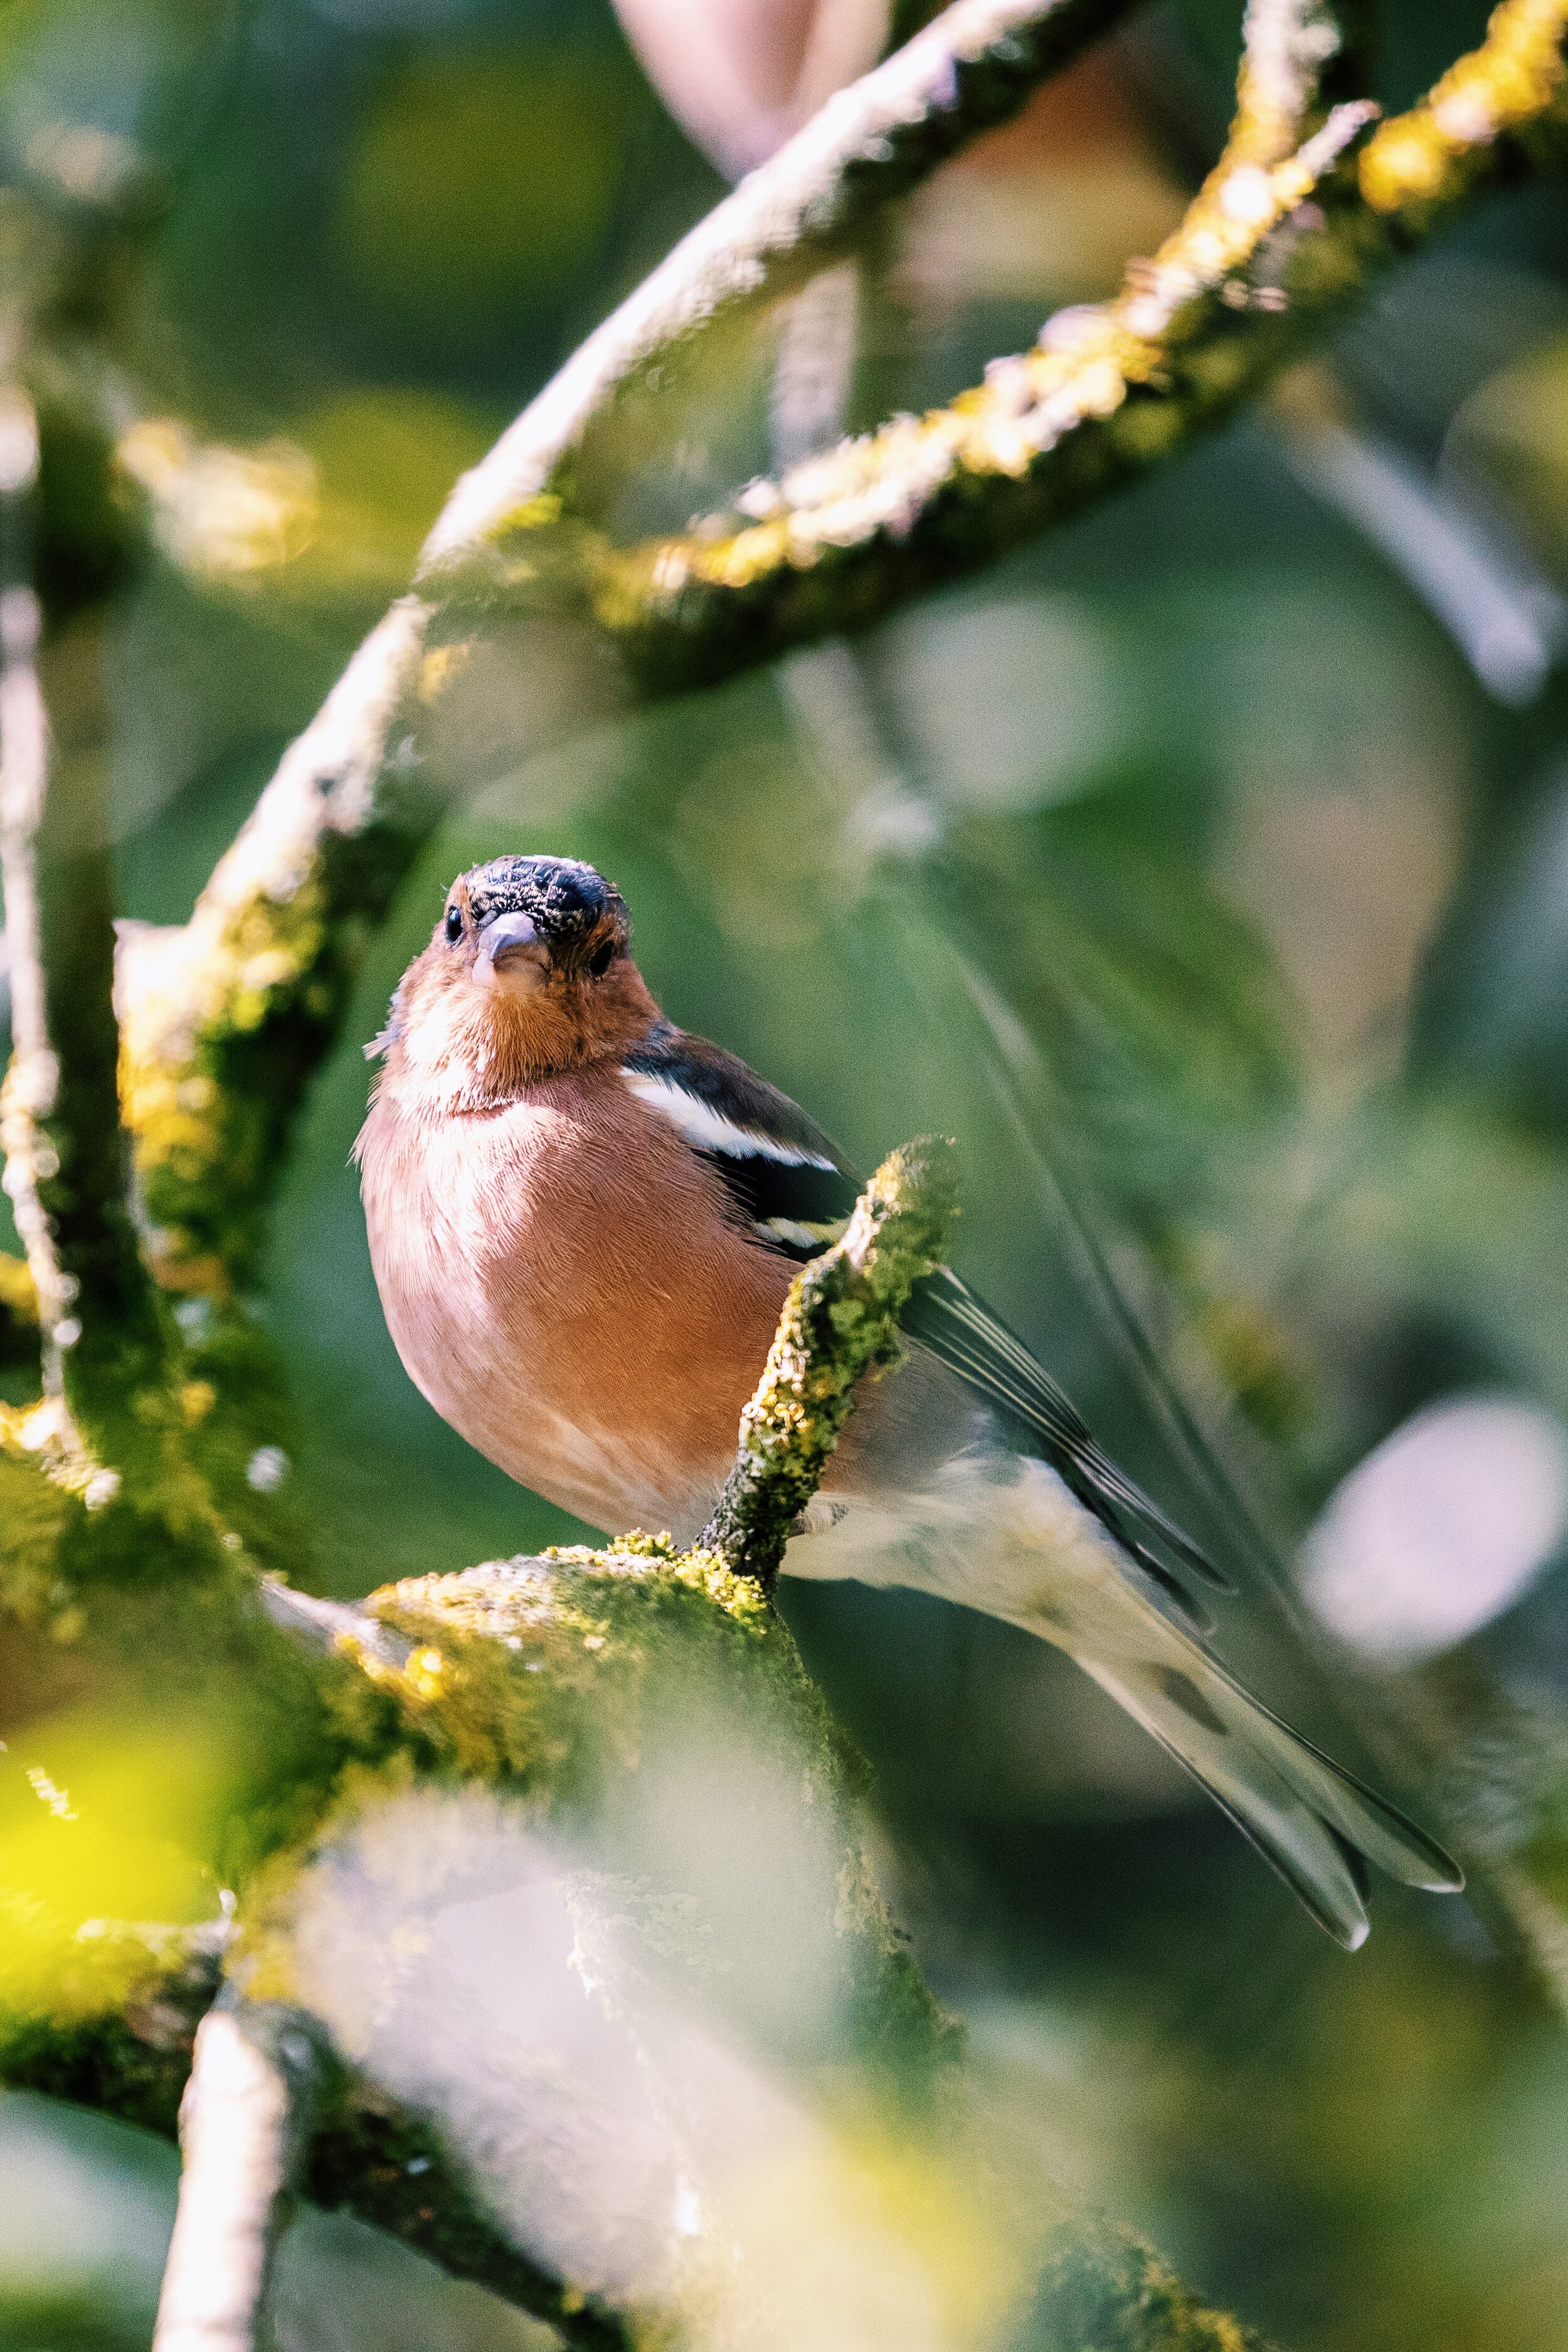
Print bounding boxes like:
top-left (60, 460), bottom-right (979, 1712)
top-left (339, 45), bottom-right (629, 322)
top-left (0, 0), bottom-right (228, 206)
top-left (1300, 1395), bottom-right (1568, 1663)
top-left (118, 389), bottom-right (501, 612)
top-left (1448, 334), bottom-right (1568, 581)
top-left (0, 1711), bottom-right (233, 1973)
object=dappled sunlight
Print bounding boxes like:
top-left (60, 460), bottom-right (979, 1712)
top-left (1300, 1395), bottom-right (1568, 1664)
top-left (287, 1781), bottom-right (1034, 2348)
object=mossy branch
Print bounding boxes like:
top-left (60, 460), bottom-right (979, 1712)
top-left (0, 381), bottom-right (204, 1534)
top-left (701, 1135), bottom-right (960, 1586)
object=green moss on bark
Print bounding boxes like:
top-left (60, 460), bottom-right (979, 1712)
top-left (702, 1136), bottom-right (960, 1586)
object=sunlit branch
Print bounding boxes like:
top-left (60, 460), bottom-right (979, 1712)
top-left (117, 596), bottom-right (435, 1293)
top-left (1229, 0), bottom-right (1350, 166)
top-left (417, 0), bottom-right (1140, 577)
top-left (591, 0), bottom-right (1568, 686)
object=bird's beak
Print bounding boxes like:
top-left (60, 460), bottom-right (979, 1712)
top-left (474, 909), bottom-right (542, 985)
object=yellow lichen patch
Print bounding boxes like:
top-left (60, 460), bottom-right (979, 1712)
top-left (1360, 0), bottom-right (1568, 212)
top-left (117, 875), bottom-right (332, 1289)
top-left (404, 1646), bottom-right (447, 1700)
top-left (492, 490), bottom-right (563, 535)
top-left (0, 1251), bottom-right (38, 1326)
top-left (605, 103), bottom-right (1376, 629)
top-left (0, 1396), bottom-right (72, 1466)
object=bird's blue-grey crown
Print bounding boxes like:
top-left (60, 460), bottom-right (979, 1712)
top-left (458, 854), bottom-right (628, 946)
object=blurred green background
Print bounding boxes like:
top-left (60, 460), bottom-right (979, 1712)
top-left (9, 0), bottom-right (1568, 2343)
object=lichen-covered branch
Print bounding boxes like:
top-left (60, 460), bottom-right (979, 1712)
top-left (24, 1532), bottom-right (1263, 2352)
top-left (1229, 0), bottom-right (1350, 167)
top-left (0, 1141), bottom-right (1268, 2352)
top-left (588, 0), bottom-right (1568, 686)
top-left (702, 1135), bottom-right (960, 1584)
top-left (152, 2000), bottom-right (321, 2352)
top-left (1018, 2219), bottom-right (1266, 2352)
top-left (117, 598), bottom-right (435, 1293)
top-left (416, 0), bottom-right (1139, 578)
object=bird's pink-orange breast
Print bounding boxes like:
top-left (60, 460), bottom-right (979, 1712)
top-left (358, 1073), bottom-right (793, 1538)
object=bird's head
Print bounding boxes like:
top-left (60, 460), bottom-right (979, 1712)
top-left (369, 854), bottom-right (658, 1105)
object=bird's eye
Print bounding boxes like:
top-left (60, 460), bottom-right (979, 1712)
top-left (443, 905), bottom-right (463, 945)
top-left (586, 939), bottom-right (615, 980)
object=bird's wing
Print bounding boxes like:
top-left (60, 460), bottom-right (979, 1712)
top-left (621, 1021), bottom-right (859, 1258)
top-left (619, 1024), bottom-right (1225, 1623)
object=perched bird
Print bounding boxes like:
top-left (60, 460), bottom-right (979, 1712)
top-left (358, 853), bottom-right (1462, 1947)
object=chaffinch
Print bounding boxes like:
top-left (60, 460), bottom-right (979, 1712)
top-left (357, 854), bottom-right (1461, 1947)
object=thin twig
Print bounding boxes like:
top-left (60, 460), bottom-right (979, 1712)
top-left (0, 401), bottom-right (63, 1374)
top-left (117, 597), bottom-right (435, 1292)
top-left (152, 2001), bottom-right (321, 2352)
top-left (1229, 0), bottom-right (1348, 165)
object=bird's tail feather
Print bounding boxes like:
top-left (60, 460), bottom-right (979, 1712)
top-left (1076, 1642), bottom-right (1463, 1951)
